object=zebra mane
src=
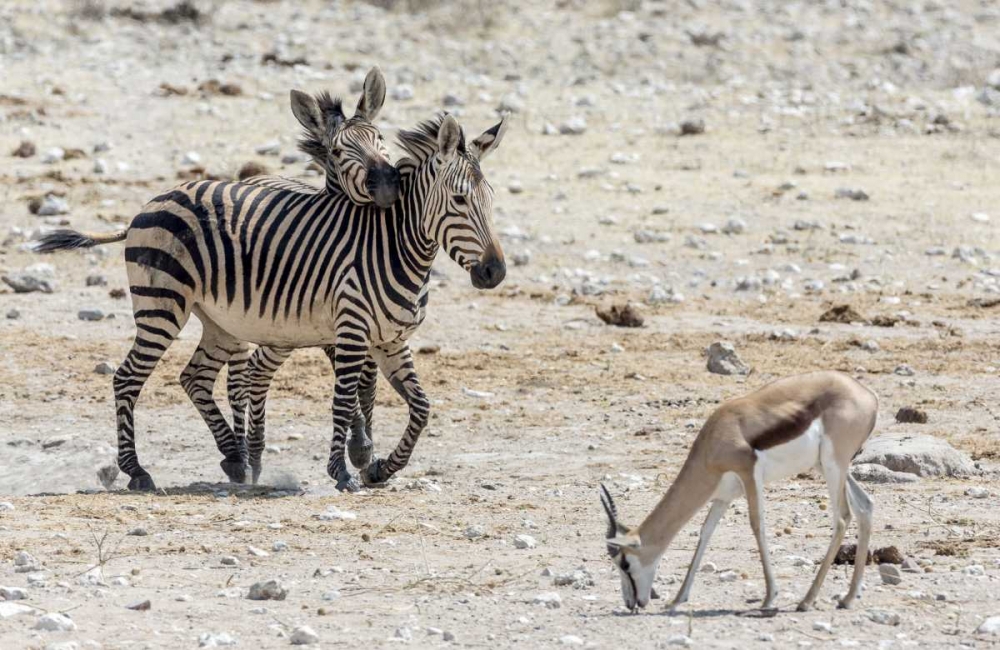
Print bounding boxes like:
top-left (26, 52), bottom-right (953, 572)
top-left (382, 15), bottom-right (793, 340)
top-left (296, 92), bottom-right (345, 162)
top-left (396, 113), bottom-right (467, 164)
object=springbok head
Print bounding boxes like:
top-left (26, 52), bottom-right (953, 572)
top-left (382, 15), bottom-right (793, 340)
top-left (601, 484), bottom-right (661, 611)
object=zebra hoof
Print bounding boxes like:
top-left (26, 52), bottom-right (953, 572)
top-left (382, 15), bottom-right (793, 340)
top-left (220, 459), bottom-right (248, 484)
top-left (361, 459), bottom-right (389, 488)
top-left (127, 474), bottom-right (156, 492)
top-left (250, 462), bottom-right (262, 485)
top-left (335, 474), bottom-right (361, 493)
top-left (348, 437), bottom-right (373, 469)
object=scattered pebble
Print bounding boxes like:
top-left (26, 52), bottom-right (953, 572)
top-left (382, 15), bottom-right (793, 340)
top-left (532, 592), bottom-right (562, 609)
top-left (706, 341), bottom-right (749, 376)
top-left (78, 309), bottom-right (105, 321)
top-left (247, 579), bottom-right (287, 601)
top-left (879, 563), bottom-right (902, 585)
top-left (559, 117), bottom-right (587, 135)
top-left (35, 612), bottom-right (76, 632)
top-left (199, 632), bottom-right (237, 648)
top-left (94, 362), bottom-right (116, 375)
top-left (290, 625), bottom-right (319, 645)
top-left (513, 534), bottom-right (537, 549)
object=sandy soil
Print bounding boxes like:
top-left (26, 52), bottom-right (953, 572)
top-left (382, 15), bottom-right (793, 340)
top-left (2, 0), bottom-right (1000, 648)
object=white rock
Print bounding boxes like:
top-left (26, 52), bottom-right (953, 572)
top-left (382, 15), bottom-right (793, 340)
top-left (667, 635), bottom-right (693, 647)
top-left (559, 635), bottom-right (584, 646)
top-left (464, 525), bottom-right (486, 539)
top-left (94, 362), bottom-right (116, 375)
top-left (718, 570), bottom-right (739, 582)
top-left (706, 341), bottom-right (749, 376)
top-left (93, 159), bottom-right (108, 174)
top-left (964, 564), bottom-right (985, 576)
top-left (879, 564), bottom-right (902, 585)
top-left (391, 85), bottom-right (414, 101)
top-left (316, 506), bottom-right (356, 521)
top-left (866, 609), bottom-right (900, 626)
top-left (42, 147), bottom-right (65, 164)
top-left (220, 556), bottom-right (239, 566)
top-left (322, 590), bottom-right (341, 601)
top-left (199, 632), bottom-right (237, 647)
top-left (559, 117), bottom-right (587, 135)
top-left (0, 586), bottom-right (28, 600)
top-left (854, 434), bottom-right (976, 478)
top-left (701, 562), bottom-right (717, 573)
top-left (0, 602), bottom-right (35, 618)
top-left (35, 612), bottom-right (76, 631)
top-left (532, 592), bottom-right (562, 609)
top-left (513, 534), bottom-right (537, 549)
top-left (247, 579), bottom-right (287, 600)
top-left (965, 487), bottom-right (990, 499)
top-left (290, 625), bottom-right (319, 645)
top-left (254, 141), bottom-right (281, 156)
top-left (0, 502), bottom-right (14, 512)
top-left (850, 463), bottom-right (919, 484)
top-left (247, 546), bottom-right (269, 558)
top-left (272, 541), bottom-right (288, 552)
top-left (977, 616), bottom-right (1000, 635)
top-left (37, 195), bottom-right (70, 216)
top-left (394, 627), bottom-right (413, 641)
top-left (813, 621), bottom-right (832, 633)
top-left (182, 151), bottom-right (201, 166)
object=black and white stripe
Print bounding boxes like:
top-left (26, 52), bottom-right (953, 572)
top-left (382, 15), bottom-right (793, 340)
top-left (37, 113), bottom-right (509, 492)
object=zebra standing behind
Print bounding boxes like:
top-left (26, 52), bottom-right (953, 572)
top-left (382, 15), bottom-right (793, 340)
top-left (36, 112), bottom-right (509, 492)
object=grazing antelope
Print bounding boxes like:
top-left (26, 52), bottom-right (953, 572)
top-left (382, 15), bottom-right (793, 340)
top-left (600, 371), bottom-right (877, 613)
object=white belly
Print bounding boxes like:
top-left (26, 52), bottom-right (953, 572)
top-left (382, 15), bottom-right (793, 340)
top-left (755, 418), bottom-right (824, 485)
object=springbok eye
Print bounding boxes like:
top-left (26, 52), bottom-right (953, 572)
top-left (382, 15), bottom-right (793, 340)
top-left (453, 195), bottom-right (467, 206)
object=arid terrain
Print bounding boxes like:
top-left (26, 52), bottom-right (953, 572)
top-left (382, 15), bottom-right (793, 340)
top-left (1, 0), bottom-right (1000, 648)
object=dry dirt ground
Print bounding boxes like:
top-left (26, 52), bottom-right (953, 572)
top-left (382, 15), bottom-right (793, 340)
top-left (2, 0), bottom-right (1000, 648)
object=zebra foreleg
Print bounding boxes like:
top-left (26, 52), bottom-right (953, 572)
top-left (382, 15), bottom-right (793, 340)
top-left (180, 329), bottom-right (247, 483)
top-left (327, 343), bottom-right (367, 492)
top-left (362, 342), bottom-right (428, 487)
top-left (226, 344), bottom-right (252, 464)
top-left (344, 353), bottom-right (378, 468)
top-left (245, 346), bottom-right (293, 484)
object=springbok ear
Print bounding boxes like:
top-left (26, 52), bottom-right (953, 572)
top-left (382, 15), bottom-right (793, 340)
top-left (290, 90), bottom-right (324, 137)
top-left (469, 114), bottom-right (509, 162)
top-left (355, 66), bottom-right (386, 122)
top-left (437, 114), bottom-right (463, 163)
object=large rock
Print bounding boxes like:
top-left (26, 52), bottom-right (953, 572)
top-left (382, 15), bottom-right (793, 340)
top-left (854, 434), bottom-right (976, 478)
top-left (706, 341), bottom-right (749, 376)
top-left (850, 463), bottom-right (919, 484)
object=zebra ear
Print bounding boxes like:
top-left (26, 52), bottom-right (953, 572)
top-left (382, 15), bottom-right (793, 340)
top-left (437, 114), bottom-right (462, 163)
top-left (355, 66), bottom-right (386, 122)
top-left (290, 90), bottom-right (324, 138)
top-left (469, 114), bottom-right (509, 162)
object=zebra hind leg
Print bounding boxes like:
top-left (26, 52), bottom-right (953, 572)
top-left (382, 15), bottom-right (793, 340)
top-left (179, 326), bottom-right (247, 483)
top-left (227, 344), bottom-right (252, 464)
top-left (115, 305), bottom-right (189, 491)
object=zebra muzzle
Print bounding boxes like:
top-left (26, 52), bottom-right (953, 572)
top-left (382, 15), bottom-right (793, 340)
top-left (367, 163), bottom-right (400, 209)
top-left (470, 256), bottom-right (506, 290)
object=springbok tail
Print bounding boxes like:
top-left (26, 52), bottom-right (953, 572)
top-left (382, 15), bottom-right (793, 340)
top-left (33, 228), bottom-right (127, 253)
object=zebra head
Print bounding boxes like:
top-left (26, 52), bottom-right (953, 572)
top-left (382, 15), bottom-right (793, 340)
top-left (429, 114), bottom-right (510, 290)
top-left (290, 66), bottom-right (400, 208)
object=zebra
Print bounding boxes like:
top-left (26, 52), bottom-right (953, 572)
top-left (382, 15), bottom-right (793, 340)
top-left (35, 112), bottom-right (509, 493)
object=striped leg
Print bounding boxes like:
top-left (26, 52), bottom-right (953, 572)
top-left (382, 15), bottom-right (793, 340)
top-left (227, 344), bottom-right (252, 463)
top-left (115, 303), bottom-right (190, 491)
top-left (245, 346), bottom-right (293, 484)
top-left (362, 342), bottom-right (429, 487)
top-left (179, 323), bottom-right (247, 483)
top-left (345, 353), bottom-right (378, 468)
top-left (327, 338), bottom-right (368, 492)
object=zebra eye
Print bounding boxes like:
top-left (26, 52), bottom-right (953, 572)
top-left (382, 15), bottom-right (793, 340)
top-left (332, 148), bottom-right (343, 157)
top-left (453, 195), bottom-right (467, 206)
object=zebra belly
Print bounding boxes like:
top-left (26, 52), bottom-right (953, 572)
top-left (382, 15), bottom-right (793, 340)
top-left (196, 299), bottom-right (338, 347)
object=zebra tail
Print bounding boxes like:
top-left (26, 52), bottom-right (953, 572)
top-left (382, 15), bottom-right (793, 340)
top-left (33, 228), bottom-right (128, 253)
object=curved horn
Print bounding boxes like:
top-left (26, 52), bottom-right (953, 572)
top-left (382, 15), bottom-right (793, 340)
top-left (599, 483), bottom-right (619, 538)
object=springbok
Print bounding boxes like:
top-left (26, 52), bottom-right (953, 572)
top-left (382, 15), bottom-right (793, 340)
top-left (600, 370), bottom-right (877, 612)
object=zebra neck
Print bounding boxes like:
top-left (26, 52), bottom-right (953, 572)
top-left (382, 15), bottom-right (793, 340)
top-left (397, 161), bottom-right (438, 272)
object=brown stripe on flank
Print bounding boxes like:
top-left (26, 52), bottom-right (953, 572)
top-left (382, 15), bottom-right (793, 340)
top-left (750, 399), bottom-right (824, 451)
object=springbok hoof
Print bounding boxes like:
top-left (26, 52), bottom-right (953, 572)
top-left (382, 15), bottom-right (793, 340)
top-left (795, 601), bottom-right (812, 612)
top-left (220, 459), bottom-right (248, 484)
top-left (127, 474), bottom-right (156, 492)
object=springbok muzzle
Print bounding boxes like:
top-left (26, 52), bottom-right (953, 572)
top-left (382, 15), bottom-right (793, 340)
top-left (367, 163), bottom-right (401, 209)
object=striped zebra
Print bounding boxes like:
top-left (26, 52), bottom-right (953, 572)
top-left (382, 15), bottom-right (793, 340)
top-left (36, 112), bottom-right (509, 493)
